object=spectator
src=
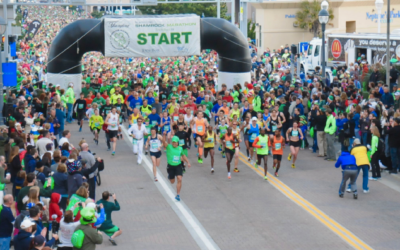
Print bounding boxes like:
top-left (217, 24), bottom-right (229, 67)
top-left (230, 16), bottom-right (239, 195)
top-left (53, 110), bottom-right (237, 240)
top-left (14, 217), bottom-right (37, 250)
top-left (0, 157), bottom-right (10, 204)
top-left (53, 163), bottom-right (69, 210)
top-left (36, 130), bottom-right (54, 158)
top-left (9, 146), bottom-right (22, 183)
top-left (324, 108), bottom-right (337, 161)
top-left (25, 147), bottom-right (38, 174)
top-left (79, 143), bottom-right (96, 199)
top-left (0, 195), bottom-right (15, 250)
top-left (335, 149), bottom-right (358, 199)
top-left (58, 210), bottom-right (80, 250)
top-left (97, 191), bottom-right (122, 245)
top-left (16, 172), bottom-right (52, 212)
top-left (72, 207), bottom-right (103, 249)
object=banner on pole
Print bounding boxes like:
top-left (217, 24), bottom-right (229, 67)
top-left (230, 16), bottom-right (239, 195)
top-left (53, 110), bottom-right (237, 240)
top-left (26, 20), bottom-right (42, 41)
top-left (3, 62), bottom-right (17, 87)
top-left (104, 16), bottom-right (201, 57)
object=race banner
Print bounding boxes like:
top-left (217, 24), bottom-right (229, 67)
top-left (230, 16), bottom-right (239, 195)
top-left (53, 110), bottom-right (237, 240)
top-left (104, 16), bottom-right (201, 57)
top-left (25, 20), bottom-right (42, 41)
top-left (23, 9), bottom-right (28, 20)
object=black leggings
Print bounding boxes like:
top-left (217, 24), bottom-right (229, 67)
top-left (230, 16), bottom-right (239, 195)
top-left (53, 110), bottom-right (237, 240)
top-left (371, 153), bottom-right (381, 178)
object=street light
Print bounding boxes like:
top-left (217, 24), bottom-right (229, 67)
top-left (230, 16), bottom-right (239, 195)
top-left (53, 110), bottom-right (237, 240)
top-left (0, 16), bottom-right (7, 125)
top-left (375, 0), bottom-right (384, 33)
top-left (318, 0), bottom-right (329, 85)
top-left (255, 23), bottom-right (261, 48)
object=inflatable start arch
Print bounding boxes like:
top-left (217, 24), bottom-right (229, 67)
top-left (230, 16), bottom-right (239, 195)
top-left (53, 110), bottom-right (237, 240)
top-left (47, 15), bottom-right (251, 94)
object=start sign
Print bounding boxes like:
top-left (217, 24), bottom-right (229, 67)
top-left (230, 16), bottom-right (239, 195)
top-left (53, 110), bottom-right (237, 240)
top-left (331, 39), bottom-right (342, 59)
top-left (104, 16), bottom-right (201, 57)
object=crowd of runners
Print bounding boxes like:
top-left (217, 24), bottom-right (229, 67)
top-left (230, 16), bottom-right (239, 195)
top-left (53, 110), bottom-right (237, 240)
top-left (0, 4), bottom-right (400, 249)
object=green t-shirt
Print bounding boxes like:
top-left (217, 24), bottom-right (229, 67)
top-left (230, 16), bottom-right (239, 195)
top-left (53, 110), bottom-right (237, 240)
top-left (201, 100), bottom-right (213, 111)
top-left (166, 144), bottom-right (183, 166)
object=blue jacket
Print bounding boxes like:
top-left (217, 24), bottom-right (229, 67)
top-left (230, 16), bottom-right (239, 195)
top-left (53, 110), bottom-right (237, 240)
top-left (53, 172), bottom-right (68, 195)
top-left (56, 108), bottom-right (65, 130)
top-left (335, 152), bottom-right (357, 170)
top-left (24, 154), bottom-right (37, 174)
top-left (14, 230), bottom-right (32, 250)
top-left (336, 118), bottom-right (348, 131)
top-left (212, 103), bottom-right (223, 114)
top-left (296, 103), bottom-right (304, 115)
top-left (381, 93), bottom-right (394, 108)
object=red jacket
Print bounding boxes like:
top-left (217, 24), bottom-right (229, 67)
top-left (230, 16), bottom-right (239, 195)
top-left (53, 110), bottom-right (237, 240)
top-left (49, 193), bottom-right (63, 223)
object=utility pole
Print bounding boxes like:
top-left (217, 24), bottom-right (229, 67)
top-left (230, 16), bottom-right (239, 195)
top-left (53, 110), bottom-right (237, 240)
top-left (386, 0), bottom-right (391, 89)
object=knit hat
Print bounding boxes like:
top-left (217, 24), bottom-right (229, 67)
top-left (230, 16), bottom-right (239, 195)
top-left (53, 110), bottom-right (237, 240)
top-left (80, 207), bottom-right (97, 225)
top-left (67, 159), bottom-right (82, 174)
top-left (247, 83), bottom-right (253, 90)
top-left (328, 96), bottom-right (334, 101)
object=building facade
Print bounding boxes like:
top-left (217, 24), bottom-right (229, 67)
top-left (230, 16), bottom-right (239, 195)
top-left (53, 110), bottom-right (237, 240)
top-left (252, 0), bottom-right (400, 51)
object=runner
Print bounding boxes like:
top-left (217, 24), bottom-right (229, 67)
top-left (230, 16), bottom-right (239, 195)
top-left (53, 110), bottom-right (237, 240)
top-left (128, 117), bottom-right (148, 164)
top-left (89, 108), bottom-right (104, 145)
top-left (286, 121), bottom-right (304, 168)
top-left (161, 134), bottom-right (191, 201)
top-left (203, 125), bottom-right (216, 173)
top-left (73, 92), bottom-right (87, 132)
top-left (222, 127), bottom-right (239, 179)
top-left (160, 111), bottom-right (172, 144)
top-left (252, 128), bottom-right (269, 180)
top-left (246, 117), bottom-right (259, 165)
top-left (105, 107), bottom-right (119, 155)
top-left (270, 128), bottom-right (285, 177)
top-left (173, 122), bottom-right (190, 173)
top-left (231, 120), bottom-right (241, 173)
top-left (240, 115), bottom-right (251, 159)
top-left (192, 111), bottom-right (209, 164)
top-left (145, 127), bottom-right (163, 181)
top-left (217, 118), bottom-right (229, 158)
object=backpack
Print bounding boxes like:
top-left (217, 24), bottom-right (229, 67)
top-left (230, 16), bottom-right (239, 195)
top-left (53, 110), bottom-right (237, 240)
top-left (377, 138), bottom-right (385, 156)
top-left (71, 229), bottom-right (85, 249)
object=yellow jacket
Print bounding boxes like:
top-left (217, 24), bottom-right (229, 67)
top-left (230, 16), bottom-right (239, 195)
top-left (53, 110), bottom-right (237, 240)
top-left (350, 145), bottom-right (370, 166)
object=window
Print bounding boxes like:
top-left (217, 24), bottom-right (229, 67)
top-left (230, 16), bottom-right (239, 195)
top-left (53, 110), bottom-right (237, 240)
top-left (307, 45), bottom-right (313, 57)
top-left (314, 45), bottom-right (320, 57)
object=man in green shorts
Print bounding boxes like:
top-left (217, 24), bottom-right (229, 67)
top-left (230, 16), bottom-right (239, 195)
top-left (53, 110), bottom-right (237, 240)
top-left (162, 134), bottom-right (191, 201)
top-left (96, 191), bottom-right (122, 245)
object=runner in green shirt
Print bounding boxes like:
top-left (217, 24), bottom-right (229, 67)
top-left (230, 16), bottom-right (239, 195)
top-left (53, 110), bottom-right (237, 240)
top-left (161, 134), bottom-right (191, 201)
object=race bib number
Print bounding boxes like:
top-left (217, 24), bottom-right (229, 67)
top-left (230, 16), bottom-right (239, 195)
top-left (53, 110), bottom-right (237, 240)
top-left (164, 125), bottom-right (170, 131)
top-left (146, 127), bottom-right (151, 133)
top-left (220, 128), bottom-right (226, 134)
top-left (78, 104), bottom-right (84, 109)
top-left (151, 142), bottom-right (158, 150)
top-left (133, 139), bottom-right (138, 145)
top-left (95, 122), bottom-right (99, 127)
top-left (260, 142), bottom-right (267, 148)
top-left (133, 119), bottom-right (137, 124)
top-left (152, 121), bottom-right (157, 126)
top-left (136, 104), bottom-right (141, 109)
top-left (197, 126), bottom-right (203, 133)
top-left (272, 125), bottom-right (277, 132)
top-left (174, 116), bottom-right (179, 121)
top-left (226, 141), bottom-right (232, 148)
top-left (275, 143), bottom-right (281, 150)
top-left (173, 155), bottom-right (180, 164)
top-left (209, 138), bottom-right (214, 143)
top-left (162, 94), bottom-right (166, 99)
top-left (111, 121), bottom-right (117, 128)
top-left (179, 139), bottom-right (185, 146)
top-left (292, 130), bottom-right (298, 137)
top-left (250, 133), bottom-right (257, 141)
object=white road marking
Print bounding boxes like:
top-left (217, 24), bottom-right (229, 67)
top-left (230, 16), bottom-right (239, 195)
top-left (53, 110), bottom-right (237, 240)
top-left (121, 126), bottom-right (220, 250)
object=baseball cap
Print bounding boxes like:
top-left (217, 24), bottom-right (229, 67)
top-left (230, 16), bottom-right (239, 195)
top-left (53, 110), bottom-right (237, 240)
top-left (251, 117), bottom-right (258, 121)
top-left (56, 84), bottom-right (60, 87)
top-left (33, 235), bottom-right (45, 247)
top-left (172, 136), bottom-right (179, 143)
top-left (20, 217), bottom-right (35, 229)
top-left (68, 82), bottom-right (73, 87)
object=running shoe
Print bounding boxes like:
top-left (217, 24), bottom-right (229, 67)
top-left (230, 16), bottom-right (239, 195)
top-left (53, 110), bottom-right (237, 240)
top-left (339, 194), bottom-right (344, 198)
top-left (287, 153), bottom-right (292, 161)
top-left (112, 151), bottom-right (115, 156)
top-left (222, 152), bottom-right (226, 158)
top-left (228, 172), bottom-right (231, 179)
top-left (250, 160), bottom-right (254, 166)
top-left (117, 135), bottom-right (120, 140)
top-left (254, 163), bottom-right (258, 168)
top-left (109, 239), bottom-right (117, 246)
top-left (211, 168), bottom-right (214, 173)
top-left (247, 157), bottom-right (251, 162)
top-left (154, 177), bottom-right (158, 182)
top-left (346, 188), bottom-right (351, 193)
top-left (353, 193), bottom-right (358, 200)
top-left (79, 127), bottom-right (82, 132)
top-left (369, 177), bottom-right (377, 181)
top-left (198, 158), bottom-right (203, 164)
top-left (78, 121), bottom-right (80, 125)
top-left (234, 168), bottom-right (240, 173)
top-left (291, 164), bottom-right (295, 169)
top-left (264, 176), bottom-right (268, 180)
top-left (275, 172), bottom-right (279, 177)
top-left (120, 134), bottom-right (123, 139)
top-left (107, 148), bottom-right (111, 151)
top-left (195, 144), bottom-right (197, 148)
top-left (145, 151), bottom-right (148, 155)
top-left (273, 166), bottom-right (276, 170)
top-left (175, 195), bottom-right (180, 201)
top-left (183, 168), bottom-right (186, 174)
top-left (363, 190), bottom-right (369, 193)
top-left (218, 146), bottom-right (222, 151)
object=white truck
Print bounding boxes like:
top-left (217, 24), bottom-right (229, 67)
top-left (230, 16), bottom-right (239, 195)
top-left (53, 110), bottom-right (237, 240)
top-left (301, 33), bottom-right (400, 82)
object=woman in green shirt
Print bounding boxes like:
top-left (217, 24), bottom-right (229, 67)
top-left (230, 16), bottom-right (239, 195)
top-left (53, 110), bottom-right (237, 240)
top-left (369, 126), bottom-right (381, 180)
top-left (231, 85), bottom-right (241, 103)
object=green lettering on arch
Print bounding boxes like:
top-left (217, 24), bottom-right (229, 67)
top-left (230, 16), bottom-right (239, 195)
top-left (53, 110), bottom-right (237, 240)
top-left (137, 33), bottom-right (147, 45)
top-left (148, 33), bottom-right (159, 45)
top-left (181, 32), bottom-right (192, 44)
top-left (158, 33), bottom-right (169, 45)
top-left (170, 33), bottom-right (181, 44)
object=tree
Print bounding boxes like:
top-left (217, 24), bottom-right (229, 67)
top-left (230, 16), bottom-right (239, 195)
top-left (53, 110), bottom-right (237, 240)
top-left (294, 0), bottom-right (334, 38)
top-left (247, 20), bottom-right (256, 40)
top-left (138, 3), bottom-right (229, 20)
top-left (91, 11), bottom-right (105, 19)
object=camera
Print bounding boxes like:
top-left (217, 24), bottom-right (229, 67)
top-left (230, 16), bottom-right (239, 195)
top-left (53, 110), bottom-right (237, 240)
top-left (109, 193), bottom-right (114, 196)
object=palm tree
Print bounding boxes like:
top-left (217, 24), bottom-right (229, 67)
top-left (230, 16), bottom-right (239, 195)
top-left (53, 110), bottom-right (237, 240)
top-left (294, 0), bottom-right (334, 38)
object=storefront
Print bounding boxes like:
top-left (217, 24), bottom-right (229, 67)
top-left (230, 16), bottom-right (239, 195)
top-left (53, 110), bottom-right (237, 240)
top-left (251, 0), bottom-right (400, 52)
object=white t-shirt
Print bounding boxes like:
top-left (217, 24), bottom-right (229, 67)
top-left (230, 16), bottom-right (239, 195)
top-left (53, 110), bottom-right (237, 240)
top-left (58, 218), bottom-right (81, 247)
top-left (127, 124), bottom-right (147, 140)
top-left (58, 137), bottom-right (72, 150)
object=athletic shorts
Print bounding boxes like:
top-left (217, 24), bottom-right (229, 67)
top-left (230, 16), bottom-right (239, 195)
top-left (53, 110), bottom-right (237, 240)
top-left (289, 140), bottom-right (301, 148)
top-left (109, 130), bottom-right (118, 139)
top-left (273, 155), bottom-right (282, 161)
top-left (100, 225), bottom-right (120, 237)
top-left (150, 151), bottom-right (162, 158)
top-left (225, 148), bottom-right (235, 156)
top-left (167, 164), bottom-right (183, 179)
top-left (243, 134), bottom-right (249, 141)
top-left (204, 147), bottom-right (214, 153)
top-left (92, 128), bottom-right (101, 133)
top-left (77, 112), bottom-right (85, 121)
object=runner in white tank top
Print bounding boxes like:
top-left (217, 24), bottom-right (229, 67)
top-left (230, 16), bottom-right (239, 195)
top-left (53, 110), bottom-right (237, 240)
top-left (105, 107), bottom-right (119, 155)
